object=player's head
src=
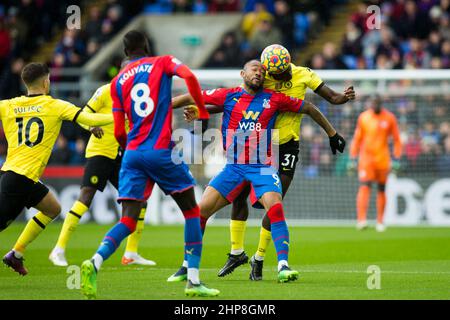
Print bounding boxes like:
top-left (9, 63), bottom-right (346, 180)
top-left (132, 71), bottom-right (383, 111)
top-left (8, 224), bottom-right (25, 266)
top-left (261, 44), bottom-right (292, 81)
top-left (368, 94), bottom-right (383, 114)
top-left (241, 60), bottom-right (265, 91)
top-left (123, 30), bottom-right (150, 57)
top-left (21, 62), bottom-right (50, 94)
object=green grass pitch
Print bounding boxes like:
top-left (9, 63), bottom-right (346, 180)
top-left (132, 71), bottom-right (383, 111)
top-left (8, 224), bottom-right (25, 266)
top-left (0, 224), bottom-right (449, 300)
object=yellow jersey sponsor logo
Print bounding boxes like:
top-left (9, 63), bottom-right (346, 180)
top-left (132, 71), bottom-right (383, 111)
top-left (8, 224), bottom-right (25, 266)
top-left (242, 110), bottom-right (260, 120)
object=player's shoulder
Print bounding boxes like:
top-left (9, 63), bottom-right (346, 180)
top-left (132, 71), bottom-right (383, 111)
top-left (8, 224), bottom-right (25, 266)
top-left (291, 63), bottom-right (316, 76)
top-left (53, 97), bottom-right (77, 109)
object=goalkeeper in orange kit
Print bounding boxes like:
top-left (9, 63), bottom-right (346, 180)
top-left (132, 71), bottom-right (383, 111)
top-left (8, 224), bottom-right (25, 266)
top-left (349, 95), bottom-right (402, 232)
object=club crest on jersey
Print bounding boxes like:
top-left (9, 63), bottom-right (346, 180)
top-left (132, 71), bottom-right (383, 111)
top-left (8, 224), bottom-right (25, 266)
top-left (263, 99), bottom-right (271, 109)
top-left (242, 110), bottom-right (260, 120)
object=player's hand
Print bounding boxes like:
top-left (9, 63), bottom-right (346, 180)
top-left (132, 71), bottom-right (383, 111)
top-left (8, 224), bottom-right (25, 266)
top-left (391, 159), bottom-right (401, 174)
top-left (329, 133), bottom-right (346, 154)
top-left (347, 158), bottom-right (357, 172)
top-left (184, 105), bottom-right (200, 122)
top-left (90, 127), bottom-right (104, 139)
top-left (344, 86), bottom-right (355, 101)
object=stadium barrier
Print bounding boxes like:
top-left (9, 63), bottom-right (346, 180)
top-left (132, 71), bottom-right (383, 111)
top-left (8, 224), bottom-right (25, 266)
top-left (34, 69), bottom-right (450, 226)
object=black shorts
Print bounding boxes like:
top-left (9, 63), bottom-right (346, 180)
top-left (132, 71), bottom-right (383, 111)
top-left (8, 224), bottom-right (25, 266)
top-left (278, 139), bottom-right (300, 178)
top-left (82, 155), bottom-right (122, 191)
top-left (0, 170), bottom-right (49, 230)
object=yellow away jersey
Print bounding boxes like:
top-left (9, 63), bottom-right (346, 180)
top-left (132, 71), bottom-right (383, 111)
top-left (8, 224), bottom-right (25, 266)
top-left (264, 63), bottom-right (324, 145)
top-left (0, 94), bottom-right (82, 182)
top-left (84, 84), bottom-right (120, 160)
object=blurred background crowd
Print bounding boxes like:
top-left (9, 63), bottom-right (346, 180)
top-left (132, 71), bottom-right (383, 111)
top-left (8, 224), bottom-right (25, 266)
top-left (0, 0), bottom-right (448, 176)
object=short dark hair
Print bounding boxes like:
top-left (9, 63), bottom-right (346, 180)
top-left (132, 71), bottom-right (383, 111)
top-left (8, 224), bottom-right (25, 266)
top-left (21, 62), bottom-right (49, 86)
top-left (123, 30), bottom-right (149, 56)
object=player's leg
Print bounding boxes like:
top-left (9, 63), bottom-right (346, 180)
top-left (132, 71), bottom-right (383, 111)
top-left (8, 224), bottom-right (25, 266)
top-left (4, 184), bottom-right (59, 276)
top-left (147, 149), bottom-right (220, 296)
top-left (168, 185), bottom-right (230, 282)
top-left (250, 173), bottom-right (293, 280)
top-left (219, 184), bottom-right (251, 277)
top-left (51, 156), bottom-right (115, 266)
top-left (375, 170), bottom-right (389, 232)
top-left (122, 201), bottom-right (156, 265)
top-left (80, 150), bottom-right (147, 299)
top-left (356, 163), bottom-right (375, 230)
top-left (248, 166), bottom-right (299, 282)
top-left (50, 186), bottom-right (96, 266)
top-left (171, 187), bottom-right (219, 296)
top-left (168, 163), bottom-right (241, 282)
top-left (251, 140), bottom-right (299, 280)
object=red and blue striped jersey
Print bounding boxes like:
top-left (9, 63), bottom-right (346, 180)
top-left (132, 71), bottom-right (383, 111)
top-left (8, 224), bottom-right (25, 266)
top-left (111, 55), bottom-right (183, 151)
top-left (202, 87), bottom-right (305, 164)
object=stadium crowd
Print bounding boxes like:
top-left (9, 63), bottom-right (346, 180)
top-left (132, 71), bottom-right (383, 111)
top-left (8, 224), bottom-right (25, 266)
top-left (0, 0), bottom-right (449, 175)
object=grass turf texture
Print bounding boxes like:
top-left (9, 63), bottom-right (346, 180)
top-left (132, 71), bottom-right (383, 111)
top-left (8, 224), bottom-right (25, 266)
top-left (0, 224), bottom-right (449, 300)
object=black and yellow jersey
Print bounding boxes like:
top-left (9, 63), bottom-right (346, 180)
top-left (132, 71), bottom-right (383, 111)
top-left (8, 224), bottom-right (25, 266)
top-left (264, 63), bottom-right (324, 145)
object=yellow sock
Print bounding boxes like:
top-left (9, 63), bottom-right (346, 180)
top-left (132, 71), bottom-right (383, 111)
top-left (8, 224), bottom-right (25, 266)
top-left (14, 212), bottom-right (53, 255)
top-left (230, 220), bottom-right (246, 254)
top-left (125, 207), bottom-right (146, 254)
top-left (255, 226), bottom-right (271, 260)
top-left (55, 201), bottom-right (88, 250)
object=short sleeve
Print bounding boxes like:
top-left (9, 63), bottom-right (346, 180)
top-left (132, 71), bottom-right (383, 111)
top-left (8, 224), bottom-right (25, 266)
top-left (273, 92), bottom-right (304, 113)
top-left (163, 55), bottom-right (184, 77)
top-left (305, 68), bottom-right (324, 92)
top-left (57, 99), bottom-right (82, 121)
top-left (85, 86), bottom-right (106, 113)
top-left (0, 100), bottom-right (7, 120)
top-left (202, 88), bottom-right (228, 106)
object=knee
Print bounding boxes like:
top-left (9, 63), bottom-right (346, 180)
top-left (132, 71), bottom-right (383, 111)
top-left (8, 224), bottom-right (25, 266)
top-left (231, 199), bottom-right (249, 221)
top-left (120, 216), bottom-right (137, 233)
top-left (378, 184), bottom-right (386, 192)
top-left (266, 202), bottom-right (285, 223)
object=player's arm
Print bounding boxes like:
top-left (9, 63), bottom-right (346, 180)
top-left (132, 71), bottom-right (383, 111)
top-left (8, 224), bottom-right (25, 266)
top-left (164, 56), bottom-right (208, 119)
top-left (350, 116), bottom-right (363, 159)
top-left (277, 93), bottom-right (345, 154)
top-left (391, 115), bottom-right (402, 159)
top-left (58, 99), bottom-right (113, 127)
top-left (110, 81), bottom-right (127, 149)
top-left (304, 67), bottom-right (355, 104)
top-left (315, 84), bottom-right (355, 105)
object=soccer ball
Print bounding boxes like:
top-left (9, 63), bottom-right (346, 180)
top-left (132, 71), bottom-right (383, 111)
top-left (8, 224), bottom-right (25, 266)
top-left (260, 44), bottom-right (291, 74)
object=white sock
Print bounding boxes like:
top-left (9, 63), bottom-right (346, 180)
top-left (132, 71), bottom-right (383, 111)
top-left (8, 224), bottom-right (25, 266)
top-left (188, 268), bottom-right (200, 285)
top-left (182, 260), bottom-right (188, 268)
top-left (53, 246), bottom-right (64, 254)
top-left (231, 249), bottom-right (244, 255)
top-left (92, 253), bottom-right (104, 271)
top-left (124, 251), bottom-right (137, 258)
top-left (277, 260), bottom-right (288, 272)
top-left (13, 250), bottom-right (23, 259)
top-left (254, 254), bottom-right (264, 261)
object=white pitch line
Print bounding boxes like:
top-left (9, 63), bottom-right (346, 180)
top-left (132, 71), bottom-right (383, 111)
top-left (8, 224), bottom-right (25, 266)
top-left (104, 267), bottom-right (450, 275)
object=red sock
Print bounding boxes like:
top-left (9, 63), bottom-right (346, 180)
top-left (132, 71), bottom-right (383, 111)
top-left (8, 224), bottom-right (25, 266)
top-left (357, 185), bottom-right (370, 223)
top-left (267, 203), bottom-right (285, 223)
top-left (200, 216), bottom-right (208, 232)
top-left (376, 191), bottom-right (386, 224)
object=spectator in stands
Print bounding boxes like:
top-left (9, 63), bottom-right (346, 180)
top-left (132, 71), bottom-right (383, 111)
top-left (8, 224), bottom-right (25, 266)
top-left (0, 17), bottom-right (11, 71)
top-left (85, 6), bottom-right (102, 41)
top-left (70, 139), bottom-right (86, 165)
top-left (50, 136), bottom-right (73, 165)
top-left (208, 0), bottom-right (240, 12)
top-left (427, 30), bottom-right (443, 56)
top-left (5, 7), bottom-right (27, 58)
top-left (322, 42), bottom-right (347, 69)
top-left (404, 38), bottom-right (431, 68)
top-left (0, 57), bottom-right (25, 99)
top-left (437, 135), bottom-right (450, 175)
top-left (342, 21), bottom-right (363, 57)
top-left (241, 1), bottom-right (274, 40)
top-left (98, 19), bottom-right (115, 44)
top-left (273, 0), bottom-right (294, 50)
top-left (310, 53), bottom-right (326, 69)
top-left (249, 16), bottom-right (282, 53)
top-left (205, 31), bottom-right (242, 68)
top-left (172, 0), bottom-right (193, 13)
top-left (441, 39), bottom-right (450, 67)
